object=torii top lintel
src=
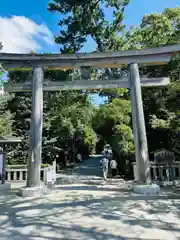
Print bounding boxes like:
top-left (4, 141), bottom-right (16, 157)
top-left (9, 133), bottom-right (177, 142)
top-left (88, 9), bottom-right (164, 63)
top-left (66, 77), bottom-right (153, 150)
top-left (0, 44), bottom-right (180, 71)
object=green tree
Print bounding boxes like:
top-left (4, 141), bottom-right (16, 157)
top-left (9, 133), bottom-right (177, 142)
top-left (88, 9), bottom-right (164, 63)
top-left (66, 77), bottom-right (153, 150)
top-left (125, 7), bottom-right (180, 156)
top-left (0, 68), bottom-right (13, 138)
top-left (6, 69), bottom-right (96, 164)
top-left (47, 90), bottom-right (96, 155)
top-left (48, 0), bottom-right (133, 161)
top-left (48, 0), bottom-right (129, 53)
top-left (48, 0), bottom-right (130, 100)
top-left (93, 98), bottom-right (134, 157)
top-left (0, 107), bottom-right (13, 138)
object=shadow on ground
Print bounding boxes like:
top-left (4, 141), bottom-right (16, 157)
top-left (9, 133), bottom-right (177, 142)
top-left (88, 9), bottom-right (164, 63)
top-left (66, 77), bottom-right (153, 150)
top-left (1, 182), bottom-right (180, 239)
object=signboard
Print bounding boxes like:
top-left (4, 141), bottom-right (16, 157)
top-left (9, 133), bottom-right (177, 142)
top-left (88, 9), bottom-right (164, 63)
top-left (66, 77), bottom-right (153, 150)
top-left (0, 153), bottom-right (3, 174)
top-left (154, 148), bottom-right (175, 164)
top-left (46, 166), bottom-right (56, 184)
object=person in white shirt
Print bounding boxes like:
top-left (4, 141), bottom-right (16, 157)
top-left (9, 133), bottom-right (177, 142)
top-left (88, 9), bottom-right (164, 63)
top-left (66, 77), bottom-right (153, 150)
top-left (76, 153), bottom-right (82, 162)
top-left (101, 158), bottom-right (109, 180)
top-left (110, 159), bottom-right (117, 177)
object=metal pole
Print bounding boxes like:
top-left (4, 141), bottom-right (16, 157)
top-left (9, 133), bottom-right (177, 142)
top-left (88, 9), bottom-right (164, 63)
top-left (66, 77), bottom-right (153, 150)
top-left (27, 67), bottom-right (43, 187)
top-left (1, 147), bottom-right (6, 184)
top-left (129, 63), bottom-right (151, 184)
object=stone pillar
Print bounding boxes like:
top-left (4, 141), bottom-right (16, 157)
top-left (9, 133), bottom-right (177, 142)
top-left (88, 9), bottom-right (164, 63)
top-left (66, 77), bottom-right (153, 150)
top-left (129, 63), bottom-right (151, 184)
top-left (27, 67), bottom-right (43, 188)
top-left (0, 147), bottom-right (11, 190)
top-left (128, 70), bottom-right (140, 182)
top-left (1, 149), bottom-right (6, 184)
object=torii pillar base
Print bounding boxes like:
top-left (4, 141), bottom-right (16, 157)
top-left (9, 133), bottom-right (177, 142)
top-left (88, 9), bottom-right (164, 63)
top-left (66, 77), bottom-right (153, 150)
top-left (19, 185), bottom-right (47, 198)
top-left (0, 182), bottom-right (11, 190)
top-left (133, 184), bottom-right (160, 196)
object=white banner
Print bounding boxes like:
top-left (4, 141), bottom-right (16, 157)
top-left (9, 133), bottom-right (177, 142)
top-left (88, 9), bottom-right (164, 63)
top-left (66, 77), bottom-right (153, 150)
top-left (46, 167), bottom-right (56, 183)
top-left (0, 154), bottom-right (3, 174)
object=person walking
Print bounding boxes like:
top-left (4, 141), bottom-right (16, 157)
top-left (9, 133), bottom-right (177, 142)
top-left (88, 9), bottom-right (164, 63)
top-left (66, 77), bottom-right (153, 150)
top-left (110, 159), bottom-right (117, 177)
top-left (101, 157), bottom-right (109, 180)
top-left (102, 144), bottom-right (113, 161)
top-left (76, 153), bottom-right (82, 162)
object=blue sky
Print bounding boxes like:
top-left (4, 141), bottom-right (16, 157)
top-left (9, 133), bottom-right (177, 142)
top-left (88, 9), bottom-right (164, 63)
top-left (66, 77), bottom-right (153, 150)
top-left (0, 0), bottom-right (179, 53)
top-left (0, 0), bottom-right (179, 104)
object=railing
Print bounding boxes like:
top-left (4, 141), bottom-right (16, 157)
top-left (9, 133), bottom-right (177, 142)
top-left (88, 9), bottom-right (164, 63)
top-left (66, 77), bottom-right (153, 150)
top-left (0, 162), bottom-right (56, 182)
top-left (132, 161), bottom-right (180, 183)
top-left (2, 167), bottom-right (46, 182)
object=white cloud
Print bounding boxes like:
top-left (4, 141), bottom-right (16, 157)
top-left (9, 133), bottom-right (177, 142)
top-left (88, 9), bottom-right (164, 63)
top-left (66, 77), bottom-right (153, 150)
top-left (0, 16), bottom-right (54, 53)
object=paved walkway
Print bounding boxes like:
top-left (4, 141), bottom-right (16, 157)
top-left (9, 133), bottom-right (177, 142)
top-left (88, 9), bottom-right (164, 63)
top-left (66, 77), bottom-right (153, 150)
top-left (1, 156), bottom-right (180, 239)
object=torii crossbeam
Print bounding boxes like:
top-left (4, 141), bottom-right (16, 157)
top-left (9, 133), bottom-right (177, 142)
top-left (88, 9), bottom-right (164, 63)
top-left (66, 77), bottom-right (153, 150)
top-left (4, 77), bottom-right (169, 92)
top-left (0, 44), bottom-right (180, 197)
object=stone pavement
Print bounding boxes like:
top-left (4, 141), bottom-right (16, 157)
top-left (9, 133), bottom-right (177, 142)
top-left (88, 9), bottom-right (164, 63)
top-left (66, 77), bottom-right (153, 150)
top-left (1, 155), bottom-right (180, 239)
top-left (1, 181), bottom-right (180, 240)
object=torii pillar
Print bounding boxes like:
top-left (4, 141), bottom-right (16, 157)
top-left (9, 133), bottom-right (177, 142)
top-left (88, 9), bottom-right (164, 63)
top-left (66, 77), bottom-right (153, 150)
top-left (19, 67), bottom-right (44, 197)
top-left (129, 63), bottom-right (151, 184)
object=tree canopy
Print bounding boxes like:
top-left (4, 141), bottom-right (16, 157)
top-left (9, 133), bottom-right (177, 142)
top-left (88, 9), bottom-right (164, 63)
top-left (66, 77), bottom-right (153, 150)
top-left (125, 7), bottom-right (180, 156)
top-left (48, 0), bottom-right (130, 52)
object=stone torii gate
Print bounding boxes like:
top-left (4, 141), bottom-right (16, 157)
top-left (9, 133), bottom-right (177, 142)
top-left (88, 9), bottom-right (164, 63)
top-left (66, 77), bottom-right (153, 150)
top-left (1, 44), bottom-right (180, 196)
